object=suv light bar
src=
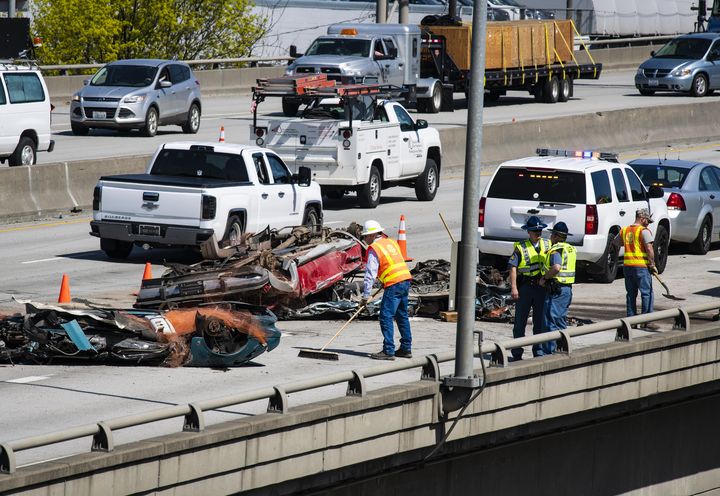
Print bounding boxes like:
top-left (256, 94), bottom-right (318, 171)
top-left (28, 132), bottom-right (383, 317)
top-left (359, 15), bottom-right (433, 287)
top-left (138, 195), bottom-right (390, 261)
top-left (536, 148), bottom-right (618, 162)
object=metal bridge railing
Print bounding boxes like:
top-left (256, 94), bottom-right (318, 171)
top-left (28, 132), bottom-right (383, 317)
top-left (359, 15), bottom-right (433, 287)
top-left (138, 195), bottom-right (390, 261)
top-left (2, 300), bottom-right (718, 474)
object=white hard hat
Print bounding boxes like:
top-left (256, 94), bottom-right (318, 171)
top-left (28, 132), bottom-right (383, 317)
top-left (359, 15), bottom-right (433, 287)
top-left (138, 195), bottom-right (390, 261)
top-left (361, 220), bottom-right (384, 236)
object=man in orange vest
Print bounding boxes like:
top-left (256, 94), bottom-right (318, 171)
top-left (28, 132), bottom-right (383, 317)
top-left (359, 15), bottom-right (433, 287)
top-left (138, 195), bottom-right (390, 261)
top-left (614, 208), bottom-right (657, 327)
top-left (360, 220), bottom-right (413, 360)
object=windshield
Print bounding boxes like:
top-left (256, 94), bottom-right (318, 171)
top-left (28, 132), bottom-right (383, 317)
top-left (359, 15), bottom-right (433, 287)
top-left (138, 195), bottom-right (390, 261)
top-left (488, 168), bottom-right (587, 204)
top-left (151, 149), bottom-right (250, 182)
top-left (305, 38), bottom-right (371, 58)
top-left (629, 163), bottom-right (689, 189)
top-left (91, 65), bottom-right (159, 88)
top-left (653, 38), bottom-right (711, 60)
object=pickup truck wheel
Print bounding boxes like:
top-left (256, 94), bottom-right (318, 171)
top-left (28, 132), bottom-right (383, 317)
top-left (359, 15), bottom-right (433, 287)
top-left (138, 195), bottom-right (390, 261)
top-left (141, 107), bottom-right (158, 137)
top-left (359, 166), bottom-right (381, 208)
top-left (303, 207), bottom-right (322, 234)
top-left (71, 123), bottom-right (90, 136)
top-left (558, 78), bottom-right (571, 102)
top-left (181, 103), bottom-right (201, 134)
top-left (222, 215), bottom-right (244, 246)
top-left (8, 137), bottom-right (36, 166)
top-left (282, 98), bottom-right (300, 117)
top-left (654, 224), bottom-right (669, 273)
top-left (101, 239), bottom-right (133, 259)
top-left (543, 76), bottom-right (560, 103)
top-left (415, 158), bottom-right (439, 202)
top-left (690, 216), bottom-right (712, 255)
top-left (594, 236), bottom-right (619, 283)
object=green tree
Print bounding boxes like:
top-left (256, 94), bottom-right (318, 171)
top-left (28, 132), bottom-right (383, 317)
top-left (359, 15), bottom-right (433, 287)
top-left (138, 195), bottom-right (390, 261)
top-left (32, 0), bottom-right (266, 65)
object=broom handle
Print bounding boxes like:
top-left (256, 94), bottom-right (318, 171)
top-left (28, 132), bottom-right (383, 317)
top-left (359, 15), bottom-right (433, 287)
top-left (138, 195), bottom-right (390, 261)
top-left (319, 288), bottom-right (381, 352)
top-left (438, 213), bottom-right (456, 243)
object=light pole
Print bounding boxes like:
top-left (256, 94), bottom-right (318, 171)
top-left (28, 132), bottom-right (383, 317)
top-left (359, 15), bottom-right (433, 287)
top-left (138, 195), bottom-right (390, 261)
top-left (376, 0), bottom-right (387, 24)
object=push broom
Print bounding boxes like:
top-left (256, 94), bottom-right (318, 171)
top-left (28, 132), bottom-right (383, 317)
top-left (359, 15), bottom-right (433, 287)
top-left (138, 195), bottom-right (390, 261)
top-left (298, 288), bottom-right (381, 361)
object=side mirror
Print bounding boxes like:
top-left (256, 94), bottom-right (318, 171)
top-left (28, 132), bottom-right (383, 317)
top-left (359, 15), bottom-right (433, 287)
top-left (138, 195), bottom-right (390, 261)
top-left (295, 166), bottom-right (312, 186)
top-left (289, 45), bottom-right (302, 58)
top-left (159, 80), bottom-right (172, 89)
top-left (648, 185), bottom-right (664, 198)
top-left (415, 119), bottom-right (428, 130)
top-left (388, 47), bottom-right (398, 59)
top-left (650, 50), bottom-right (656, 57)
top-left (83, 78), bottom-right (90, 86)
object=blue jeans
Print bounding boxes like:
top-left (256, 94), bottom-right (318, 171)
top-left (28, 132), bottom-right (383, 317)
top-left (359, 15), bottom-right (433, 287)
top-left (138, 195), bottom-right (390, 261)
top-left (512, 283), bottom-right (547, 359)
top-left (543, 285), bottom-right (573, 355)
top-left (624, 266), bottom-right (654, 316)
top-left (379, 280), bottom-right (412, 355)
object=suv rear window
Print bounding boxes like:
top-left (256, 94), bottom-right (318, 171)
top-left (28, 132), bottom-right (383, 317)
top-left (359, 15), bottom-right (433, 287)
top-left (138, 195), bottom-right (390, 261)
top-left (629, 163), bottom-right (689, 189)
top-left (151, 149), bottom-right (249, 182)
top-left (487, 167), bottom-right (586, 204)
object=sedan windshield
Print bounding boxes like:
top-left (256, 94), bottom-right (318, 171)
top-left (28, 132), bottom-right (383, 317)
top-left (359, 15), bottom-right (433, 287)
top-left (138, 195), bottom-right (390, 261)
top-left (305, 39), bottom-right (371, 58)
top-left (629, 164), bottom-right (690, 189)
top-left (91, 65), bottom-right (159, 88)
top-left (653, 38), bottom-right (711, 60)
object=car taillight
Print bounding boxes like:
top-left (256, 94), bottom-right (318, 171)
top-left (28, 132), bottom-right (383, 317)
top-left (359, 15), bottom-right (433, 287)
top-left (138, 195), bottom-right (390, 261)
top-left (666, 192), bottom-right (686, 211)
top-left (478, 197), bottom-right (486, 227)
top-left (342, 129), bottom-right (352, 139)
top-left (92, 186), bottom-right (101, 211)
top-left (255, 127), bottom-right (265, 137)
top-left (585, 204), bottom-right (598, 235)
top-left (201, 195), bottom-right (217, 220)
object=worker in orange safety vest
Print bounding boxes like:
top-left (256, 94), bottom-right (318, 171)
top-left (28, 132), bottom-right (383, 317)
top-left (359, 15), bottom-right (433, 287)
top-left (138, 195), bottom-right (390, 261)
top-left (360, 220), bottom-right (413, 361)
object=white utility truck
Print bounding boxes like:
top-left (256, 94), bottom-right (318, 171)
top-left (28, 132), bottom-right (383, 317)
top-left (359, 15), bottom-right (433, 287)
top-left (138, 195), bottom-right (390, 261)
top-left (250, 76), bottom-right (442, 208)
top-left (90, 142), bottom-right (322, 259)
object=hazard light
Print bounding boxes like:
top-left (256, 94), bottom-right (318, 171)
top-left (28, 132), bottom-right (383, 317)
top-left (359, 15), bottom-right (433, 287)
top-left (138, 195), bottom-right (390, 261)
top-left (536, 148), bottom-right (618, 162)
top-left (340, 28), bottom-right (358, 35)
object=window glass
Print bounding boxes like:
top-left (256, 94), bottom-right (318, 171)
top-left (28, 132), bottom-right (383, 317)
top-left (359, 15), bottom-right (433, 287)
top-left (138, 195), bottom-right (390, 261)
top-left (611, 168), bottom-right (629, 202)
top-left (374, 105), bottom-right (389, 122)
top-left (252, 153), bottom-right (270, 185)
top-left (392, 105), bottom-right (415, 132)
top-left (0, 82), bottom-right (6, 105)
top-left (711, 167), bottom-right (720, 187)
top-left (151, 149), bottom-right (249, 181)
top-left (629, 163), bottom-right (689, 188)
top-left (158, 67), bottom-right (170, 84)
top-left (305, 38), bottom-right (371, 57)
top-left (383, 37), bottom-right (396, 57)
top-left (91, 65), bottom-right (157, 87)
top-left (169, 64), bottom-right (188, 83)
top-left (412, 38), bottom-right (418, 58)
top-left (626, 169), bottom-right (646, 201)
top-left (591, 170), bottom-right (612, 204)
top-left (700, 167), bottom-right (720, 191)
top-left (4, 73), bottom-right (45, 103)
top-left (487, 168), bottom-right (586, 204)
top-left (266, 154), bottom-right (291, 184)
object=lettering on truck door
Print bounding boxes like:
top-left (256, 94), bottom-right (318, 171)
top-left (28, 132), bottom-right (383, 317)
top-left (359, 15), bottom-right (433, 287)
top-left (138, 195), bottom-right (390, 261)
top-left (264, 152), bottom-right (300, 228)
top-left (391, 104), bottom-right (424, 177)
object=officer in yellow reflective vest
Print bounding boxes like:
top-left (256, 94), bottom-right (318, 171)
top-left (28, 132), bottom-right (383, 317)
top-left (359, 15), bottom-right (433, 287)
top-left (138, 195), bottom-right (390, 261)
top-left (361, 220), bottom-right (413, 361)
top-left (507, 216), bottom-right (552, 360)
top-left (539, 221), bottom-right (576, 355)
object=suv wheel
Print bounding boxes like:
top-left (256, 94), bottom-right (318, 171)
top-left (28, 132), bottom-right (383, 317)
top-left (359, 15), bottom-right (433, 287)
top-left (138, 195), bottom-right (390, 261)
top-left (691, 74), bottom-right (708, 97)
top-left (141, 107), bottom-right (159, 137)
top-left (71, 123), bottom-right (90, 136)
top-left (101, 239), bottom-right (133, 259)
top-left (359, 165), bottom-right (381, 208)
top-left (182, 103), bottom-right (201, 134)
top-left (690, 215), bottom-right (712, 255)
top-left (654, 224), bottom-right (670, 273)
top-left (595, 237), bottom-right (620, 283)
top-left (8, 137), bottom-right (36, 166)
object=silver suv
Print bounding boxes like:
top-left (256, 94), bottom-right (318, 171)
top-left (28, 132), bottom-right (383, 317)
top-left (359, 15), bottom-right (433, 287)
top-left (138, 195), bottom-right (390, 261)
top-left (70, 59), bottom-right (201, 137)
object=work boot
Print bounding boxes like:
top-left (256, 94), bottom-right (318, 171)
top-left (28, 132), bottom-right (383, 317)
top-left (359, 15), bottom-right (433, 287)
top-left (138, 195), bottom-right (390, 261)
top-left (369, 351), bottom-right (395, 360)
top-left (395, 348), bottom-right (412, 358)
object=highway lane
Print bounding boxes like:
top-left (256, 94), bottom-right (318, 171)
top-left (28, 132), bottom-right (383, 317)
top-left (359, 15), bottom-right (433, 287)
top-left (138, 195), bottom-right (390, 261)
top-left (3, 141), bottom-right (720, 466)
top-left (37, 69), bottom-right (720, 165)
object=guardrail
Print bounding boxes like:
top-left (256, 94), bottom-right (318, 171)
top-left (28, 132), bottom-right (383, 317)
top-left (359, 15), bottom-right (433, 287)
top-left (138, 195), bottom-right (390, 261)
top-left (2, 299), bottom-right (718, 475)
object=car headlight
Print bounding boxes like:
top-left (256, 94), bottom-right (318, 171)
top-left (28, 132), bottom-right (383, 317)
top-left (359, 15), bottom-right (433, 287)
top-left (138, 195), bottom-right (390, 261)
top-left (72, 94), bottom-right (81, 102)
top-left (636, 67), bottom-right (644, 76)
top-left (671, 68), bottom-right (692, 77)
top-left (284, 67), bottom-right (294, 76)
top-left (122, 94), bottom-right (146, 103)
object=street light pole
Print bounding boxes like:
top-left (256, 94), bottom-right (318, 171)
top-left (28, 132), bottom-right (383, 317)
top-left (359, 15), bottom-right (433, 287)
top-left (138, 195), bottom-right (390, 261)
top-left (399, 0), bottom-right (409, 24)
top-left (442, 0), bottom-right (487, 411)
top-left (376, 0), bottom-right (387, 24)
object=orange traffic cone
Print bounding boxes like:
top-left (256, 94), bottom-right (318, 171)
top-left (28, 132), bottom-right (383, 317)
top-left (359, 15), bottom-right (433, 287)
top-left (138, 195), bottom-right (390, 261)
top-left (397, 215), bottom-right (413, 262)
top-left (142, 262), bottom-right (153, 281)
top-left (218, 126), bottom-right (225, 142)
top-left (58, 273), bottom-right (71, 303)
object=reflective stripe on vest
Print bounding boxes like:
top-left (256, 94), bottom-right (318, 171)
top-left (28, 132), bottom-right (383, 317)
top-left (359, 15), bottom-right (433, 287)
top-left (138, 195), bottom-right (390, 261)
top-left (370, 238), bottom-right (412, 288)
top-left (545, 242), bottom-right (576, 284)
top-left (515, 238), bottom-right (551, 277)
top-left (621, 224), bottom-right (649, 267)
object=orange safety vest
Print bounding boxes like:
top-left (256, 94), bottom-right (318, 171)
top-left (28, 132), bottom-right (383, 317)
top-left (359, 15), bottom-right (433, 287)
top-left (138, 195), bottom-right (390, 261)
top-left (620, 224), bottom-right (650, 267)
top-left (369, 238), bottom-right (412, 288)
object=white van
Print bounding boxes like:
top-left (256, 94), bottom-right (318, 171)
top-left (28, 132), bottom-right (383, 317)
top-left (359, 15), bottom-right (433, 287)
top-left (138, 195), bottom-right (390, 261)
top-left (0, 62), bottom-right (54, 166)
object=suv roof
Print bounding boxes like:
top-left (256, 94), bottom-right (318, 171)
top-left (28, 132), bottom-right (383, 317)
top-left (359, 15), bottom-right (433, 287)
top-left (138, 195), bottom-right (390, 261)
top-left (676, 32), bottom-right (720, 40)
top-left (498, 155), bottom-right (621, 173)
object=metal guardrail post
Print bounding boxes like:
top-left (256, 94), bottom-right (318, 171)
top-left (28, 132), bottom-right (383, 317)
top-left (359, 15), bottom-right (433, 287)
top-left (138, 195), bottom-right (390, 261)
top-left (91, 422), bottom-right (114, 452)
top-left (267, 386), bottom-right (289, 414)
top-left (674, 309), bottom-right (690, 331)
top-left (421, 355), bottom-right (440, 382)
top-left (183, 404), bottom-right (205, 432)
top-left (489, 343), bottom-right (508, 368)
top-left (347, 370), bottom-right (367, 397)
top-left (616, 319), bottom-right (633, 341)
top-left (556, 330), bottom-right (572, 354)
top-left (0, 443), bottom-right (16, 474)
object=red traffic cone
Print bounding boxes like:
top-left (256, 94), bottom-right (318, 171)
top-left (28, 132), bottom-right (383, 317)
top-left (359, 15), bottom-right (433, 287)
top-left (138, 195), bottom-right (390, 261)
top-left (142, 262), bottom-right (153, 281)
top-left (218, 126), bottom-right (225, 142)
top-left (58, 273), bottom-right (71, 303)
top-left (397, 215), bottom-right (413, 262)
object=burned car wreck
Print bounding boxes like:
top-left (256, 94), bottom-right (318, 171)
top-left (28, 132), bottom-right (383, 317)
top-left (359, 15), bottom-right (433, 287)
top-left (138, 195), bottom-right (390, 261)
top-left (0, 300), bottom-right (281, 367)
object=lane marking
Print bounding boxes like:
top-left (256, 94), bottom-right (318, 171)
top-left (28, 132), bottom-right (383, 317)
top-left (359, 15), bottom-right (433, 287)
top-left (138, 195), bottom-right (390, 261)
top-left (0, 218), bottom-right (89, 234)
top-left (22, 257), bottom-right (62, 264)
top-left (5, 376), bottom-right (50, 384)
top-left (710, 257), bottom-right (720, 261)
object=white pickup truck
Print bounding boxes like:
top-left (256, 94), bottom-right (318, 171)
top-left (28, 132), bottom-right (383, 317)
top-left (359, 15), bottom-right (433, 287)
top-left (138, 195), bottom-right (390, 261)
top-left (90, 142), bottom-right (323, 259)
top-left (252, 91), bottom-right (442, 208)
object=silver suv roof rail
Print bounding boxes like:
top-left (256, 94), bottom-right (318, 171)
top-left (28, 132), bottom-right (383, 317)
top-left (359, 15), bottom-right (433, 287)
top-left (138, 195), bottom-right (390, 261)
top-left (0, 58), bottom-right (40, 71)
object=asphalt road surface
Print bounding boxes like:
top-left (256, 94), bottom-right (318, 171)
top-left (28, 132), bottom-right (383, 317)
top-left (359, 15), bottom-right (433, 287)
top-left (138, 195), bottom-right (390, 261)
top-left (37, 69), bottom-right (720, 165)
top-left (2, 141), bottom-right (720, 467)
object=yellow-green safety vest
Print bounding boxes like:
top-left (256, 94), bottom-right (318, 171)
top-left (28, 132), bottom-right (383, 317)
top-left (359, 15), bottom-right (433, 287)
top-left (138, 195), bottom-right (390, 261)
top-left (544, 242), bottom-right (577, 284)
top-left (514, 238), bottom-right (552, 277)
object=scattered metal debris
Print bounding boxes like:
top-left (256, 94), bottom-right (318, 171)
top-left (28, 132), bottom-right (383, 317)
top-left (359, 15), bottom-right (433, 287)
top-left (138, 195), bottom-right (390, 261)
top-left (0, 300), bottom-right (281, 367)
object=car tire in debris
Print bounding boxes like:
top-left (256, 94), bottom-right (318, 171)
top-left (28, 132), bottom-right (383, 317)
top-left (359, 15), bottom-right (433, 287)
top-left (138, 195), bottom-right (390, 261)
top-left (303, 207), bottom-right (322, 234)
top-left (359, 165), bottom-right (382, 208)
top-left (282, 98), bottom-right (300, 117)
top-left (141, 107), bottom-right (159, 137)
top-left (222, 215), bottom-right (244, 246)
top-left (71, 123), bottom-right (90, 136)
top-left (691, 73), bottom-right (708, 97)
top-left (182, 103), bottom-right (201, 134)
top-left (415, 157), bottom-right (439, 202)
top-left (690, 215), bottom-right (713, 255)
top-left (558, 78), bottom-right (571, 102)
top-left (8, 136), bottom-right (36, 166)
top-left (543, 76), bottom-right (560, 104)
top-left (654, 224), bottom-right (670, 273)
top-left (101, 239), bottom-right (133, 259)
top-left (594, 236), bottom-right (620, 283)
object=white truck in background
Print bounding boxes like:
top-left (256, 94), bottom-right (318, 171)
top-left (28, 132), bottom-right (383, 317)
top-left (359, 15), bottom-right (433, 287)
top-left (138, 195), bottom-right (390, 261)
top-left (251, 77), bottom-right (442, 208)
top-left (90, 142), bottom-right (322, 259)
